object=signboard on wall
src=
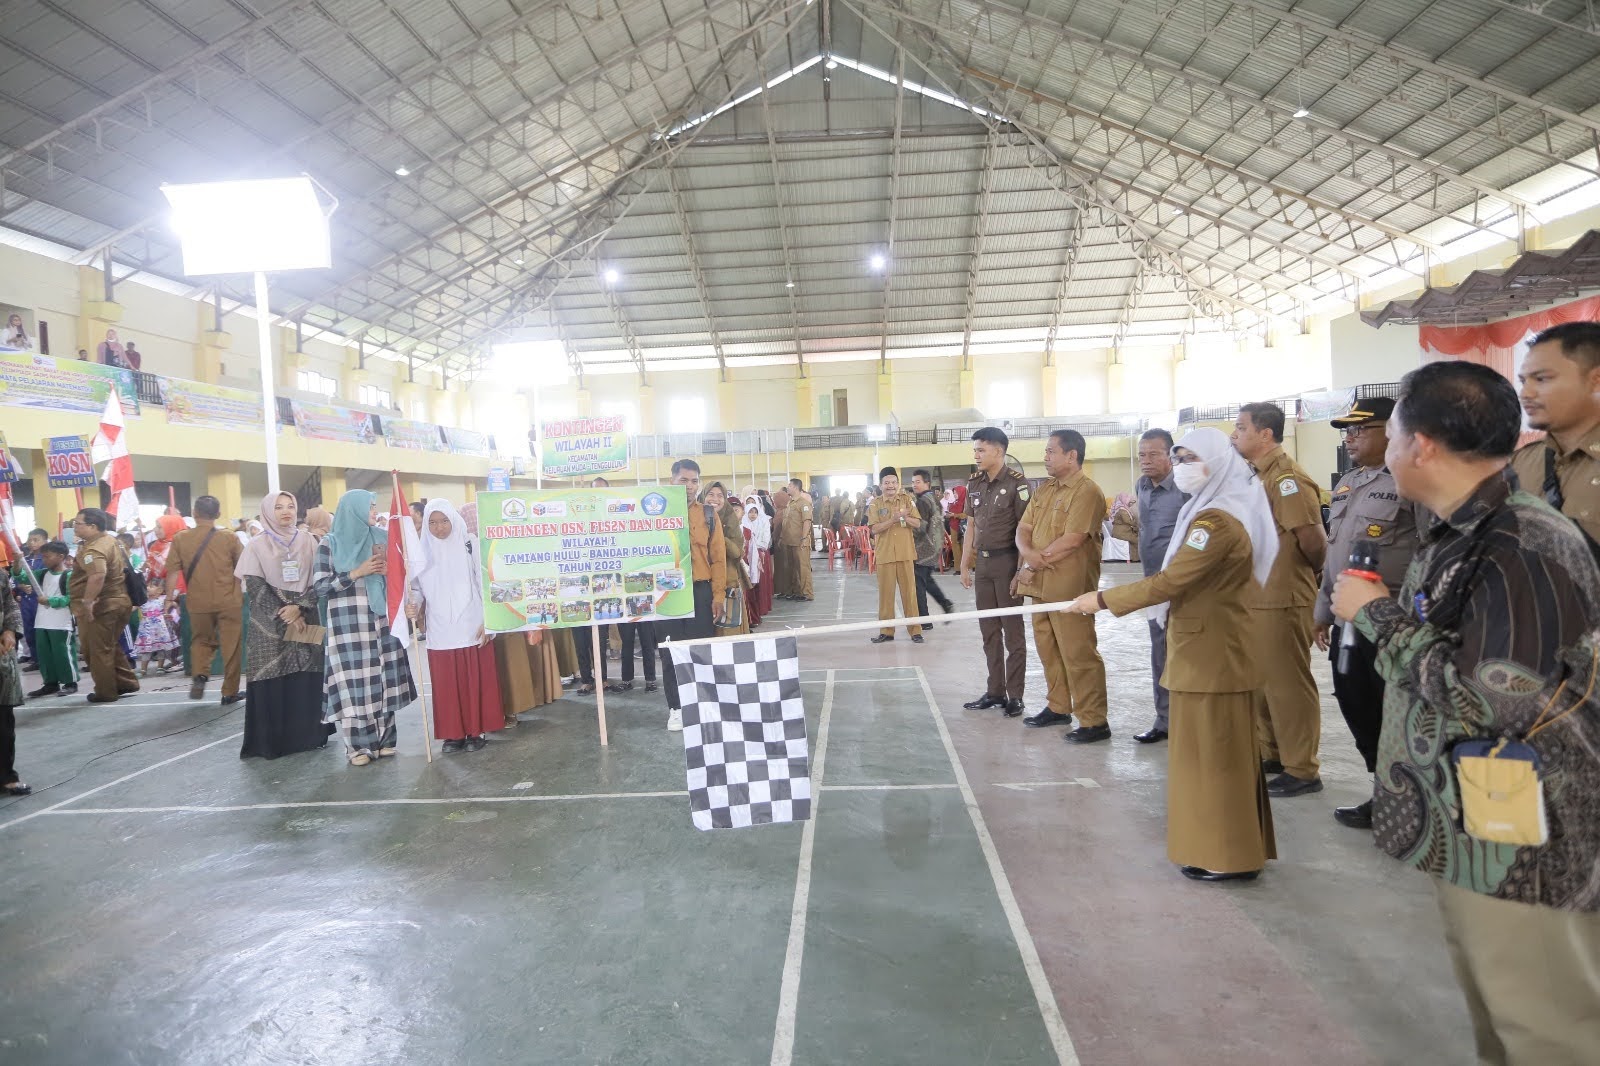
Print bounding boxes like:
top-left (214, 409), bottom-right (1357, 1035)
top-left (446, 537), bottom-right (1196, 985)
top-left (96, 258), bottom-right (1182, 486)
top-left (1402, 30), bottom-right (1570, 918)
top-left (540, 415), bottom-right (628, 479)
top-left (0, 353), bottom-right (138, 414)
top-left (444, 426), bottom-right (491, 457)
top-left (486, 467), bottom-right (510, 492)
top-left (43, 435), bottom-right (96, 488)
top-left (290, 399), bottom-right (377, 444)
top-left (383, 418), bottom-right (448, 452)
top-left (476, 486), bottom-right (692, 632)
top-left (162, 378), bottom-right (264, 431)
top-left (1295, 388), bottom-right (1357, 423)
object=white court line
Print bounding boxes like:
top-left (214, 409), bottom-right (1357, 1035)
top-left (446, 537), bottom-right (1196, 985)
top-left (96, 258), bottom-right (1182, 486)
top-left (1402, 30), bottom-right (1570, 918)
top-left (834, 570), bottom-right (847, 620)
top-left (770, 668), bottom-right (835, 1066)
top-left (914, 667), bottom-right (1080, 1066)
top-left (995, 780), bottom-right (1101, 791)
top-left (41, 699), bottom-right (225, 711)
top-left (798, 677), bottom-right (920, 685)
top-left (0, 730), bottom-right (244, 833)
top-left (823, 783), bottom-right (956, 792)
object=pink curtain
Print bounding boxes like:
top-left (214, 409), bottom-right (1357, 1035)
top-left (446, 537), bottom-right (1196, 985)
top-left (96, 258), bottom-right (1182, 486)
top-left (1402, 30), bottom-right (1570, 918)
top-left (1420, 294), bottom-right (1600, 379)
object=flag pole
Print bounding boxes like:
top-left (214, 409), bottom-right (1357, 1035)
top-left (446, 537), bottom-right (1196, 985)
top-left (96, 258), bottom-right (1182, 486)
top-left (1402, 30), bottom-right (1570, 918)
top-left (591, 622), bottom-right (609, 746)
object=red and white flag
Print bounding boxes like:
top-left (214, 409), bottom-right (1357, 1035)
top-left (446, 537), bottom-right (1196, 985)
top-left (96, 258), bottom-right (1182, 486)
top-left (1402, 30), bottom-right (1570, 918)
top-left (90, 391), bottom-right (139, 519)
top-left (386, 472), bottom-right (425, 648)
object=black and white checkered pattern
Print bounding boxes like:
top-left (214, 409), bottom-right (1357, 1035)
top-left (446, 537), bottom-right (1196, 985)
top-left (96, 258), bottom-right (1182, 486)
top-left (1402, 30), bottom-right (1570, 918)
top-left (666, 635), bottom-right (811, 831)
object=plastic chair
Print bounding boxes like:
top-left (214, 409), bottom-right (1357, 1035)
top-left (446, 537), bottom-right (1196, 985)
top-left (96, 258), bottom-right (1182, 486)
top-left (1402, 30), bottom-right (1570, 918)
top-left (855, 526), bottom-right (876, 573)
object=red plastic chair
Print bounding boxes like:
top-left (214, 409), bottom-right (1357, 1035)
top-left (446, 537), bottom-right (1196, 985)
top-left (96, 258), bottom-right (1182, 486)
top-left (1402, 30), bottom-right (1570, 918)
top-left (823, 528), bottom-right (844, 571)
top-left (855, 526), bottom-right (876, 573)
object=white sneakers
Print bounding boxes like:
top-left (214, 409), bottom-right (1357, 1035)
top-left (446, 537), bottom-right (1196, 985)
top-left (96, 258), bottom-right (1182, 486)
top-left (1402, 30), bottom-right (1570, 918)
top-left (667, 708), bottom-right (683, 731)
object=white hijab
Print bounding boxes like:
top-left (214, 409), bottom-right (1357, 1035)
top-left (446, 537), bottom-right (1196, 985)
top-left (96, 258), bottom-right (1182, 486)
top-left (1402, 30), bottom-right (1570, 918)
top-left (414, 498), bottom-right (483, 650)
top-left (1152, 427), bottom-right (1279, 628)
top-left (741, 499), bottom-right (769, 582)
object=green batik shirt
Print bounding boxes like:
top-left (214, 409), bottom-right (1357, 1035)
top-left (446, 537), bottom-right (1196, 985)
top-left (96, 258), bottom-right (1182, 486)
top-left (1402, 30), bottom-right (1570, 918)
top-left (1354, 469), bottom-right (1600, 910)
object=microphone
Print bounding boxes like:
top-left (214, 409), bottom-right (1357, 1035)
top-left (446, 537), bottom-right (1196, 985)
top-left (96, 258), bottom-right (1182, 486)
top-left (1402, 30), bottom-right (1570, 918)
top-left (1337, 538), bottom-right (1381, 674)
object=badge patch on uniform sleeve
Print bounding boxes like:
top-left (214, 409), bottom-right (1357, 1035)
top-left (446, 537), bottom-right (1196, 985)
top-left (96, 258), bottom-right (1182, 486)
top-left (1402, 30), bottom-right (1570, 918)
top-left (1017, 487), bottom-right (1029, 501)
top-left (82, 552), bottom-right (95, 563)
top-left (1184, 528), bottom-right (1210, 551)
top-left (1278, 478), bottom-right (1299, 496)
top-left (1366, 523), bottom-right (1383, 537)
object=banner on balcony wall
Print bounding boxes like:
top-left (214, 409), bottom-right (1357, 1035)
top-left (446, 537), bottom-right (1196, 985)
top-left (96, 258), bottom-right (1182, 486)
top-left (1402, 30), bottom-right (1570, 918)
top-left (1295, 388), bottom-right (1357, 423)
top-left (162, 378), bottom-right (264, 431)
top-left (444, 426), bottom-right (491, 457)
top-left (290, 400), bottom-right (377, 445)
top-left (383, 418), bottom-right (447, 452)
top-left (42, 435), bottom-right (96, 489)
top-left (540, 415), bottom-right (629, 479)
top-left (0, 353), bottom-right (138, 414)
top-left (477, 486), bottom-right (693, 632)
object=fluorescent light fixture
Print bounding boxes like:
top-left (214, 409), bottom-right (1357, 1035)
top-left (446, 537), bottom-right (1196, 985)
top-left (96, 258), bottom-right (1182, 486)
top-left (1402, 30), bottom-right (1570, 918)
top-left (161, 176), bottom-right (333, 275)
top-left (825, 58), bottom-right (838, 69)
top-left (785, 280), bottom-right (796, 288)
top-left (865, 424), bottom-right (888, 442)
top-left (394, 165), bottom-right (411, 176)
top-left (1293, 107), bottom-right (1310, 119)
top-left (493, 340), bottom-right (570, 387)
top-left (1172, 206), bottom-right (1185, 214)
top-left (513, 257), bottom-right (524, 265)
top-left (869, 253), bottom-right (887, 271)
top-left (603, 267), bottom-right (620, 284)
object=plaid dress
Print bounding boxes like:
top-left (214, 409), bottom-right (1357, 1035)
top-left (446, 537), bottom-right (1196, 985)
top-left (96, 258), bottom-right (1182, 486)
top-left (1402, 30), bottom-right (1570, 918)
top-left (312, 541), bottom-right (416, 756)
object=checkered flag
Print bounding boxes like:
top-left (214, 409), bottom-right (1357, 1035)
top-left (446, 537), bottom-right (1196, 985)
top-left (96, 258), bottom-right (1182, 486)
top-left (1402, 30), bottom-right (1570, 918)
top-left (666, 636), bottom-right (812, 831)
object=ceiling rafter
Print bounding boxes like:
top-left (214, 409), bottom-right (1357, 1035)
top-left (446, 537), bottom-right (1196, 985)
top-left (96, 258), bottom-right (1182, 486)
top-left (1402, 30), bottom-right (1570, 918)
top-left (1043, 208), bottom-right (1085, 366)
top-left (960, 129), bottom-right (998, 370)
top-left (665, 165), bottom-right (728, 377)
top-left (877, 46), bottom-right (907, 371)
top-left (752, 26), bottom-right (809, 375)
top-left (1486, 0), bottom-right (1600, 39)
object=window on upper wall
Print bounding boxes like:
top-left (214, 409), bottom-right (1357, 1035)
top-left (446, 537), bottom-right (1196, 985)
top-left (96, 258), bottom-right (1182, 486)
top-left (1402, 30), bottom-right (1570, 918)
top-left (358, 383), bottom-right (391, 409)
top-left (669, 396), bottom-right (707, 434)
top-left (296, 369), bottom-right (337, 398)
top-left (986, 381), bottom-right (1026, 418)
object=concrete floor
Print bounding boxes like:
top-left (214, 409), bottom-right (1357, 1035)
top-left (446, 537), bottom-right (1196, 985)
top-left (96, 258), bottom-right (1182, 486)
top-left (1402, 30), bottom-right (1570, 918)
top-left (0, 564), bottom-right (1471, 1065)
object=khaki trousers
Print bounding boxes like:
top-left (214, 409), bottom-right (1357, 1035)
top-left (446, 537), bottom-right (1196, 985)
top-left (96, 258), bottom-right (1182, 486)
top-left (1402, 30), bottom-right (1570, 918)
top-left (1032, 605), bottom-right (1108, 726)
top-left (1249, 605), bottom-right (1321, 778)
top-left (875, 560), bottom-right (922, 637)
top-left (784, 544), bottom-right (813, 599)
top-left (1434, 879), bottom-right (1600, 1066)
top-left (189, 604), bottom-right (243, 698)
top-left (83, 606), bottom-right (138, 700)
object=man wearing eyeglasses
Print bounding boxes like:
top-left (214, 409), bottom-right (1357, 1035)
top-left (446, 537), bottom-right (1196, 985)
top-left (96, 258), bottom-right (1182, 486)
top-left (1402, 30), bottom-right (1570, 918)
top-left (1314, 397), bottom-right (1427, 829)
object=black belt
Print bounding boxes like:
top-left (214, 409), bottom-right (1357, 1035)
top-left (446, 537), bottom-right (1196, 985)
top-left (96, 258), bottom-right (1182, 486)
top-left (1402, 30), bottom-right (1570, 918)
top-left (978, 548), bottom-right (1017, 558)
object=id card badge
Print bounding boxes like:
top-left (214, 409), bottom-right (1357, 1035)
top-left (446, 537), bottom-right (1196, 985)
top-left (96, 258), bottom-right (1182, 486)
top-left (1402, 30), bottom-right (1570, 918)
top-left (281, 558), bottom-right (302, 585)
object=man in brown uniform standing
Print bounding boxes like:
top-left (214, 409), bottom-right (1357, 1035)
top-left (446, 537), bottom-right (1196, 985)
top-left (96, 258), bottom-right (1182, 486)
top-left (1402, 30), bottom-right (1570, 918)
top-left (778, 478), bottom-right (814, 602)
top-left (1511, 322), bottom-right (1600, 554)
top-left (69, 507), bottom-right (138, 704)
top-left (960, 427), bottom-right (1031, 717)
top-left (165, 495), bottom-right (245, 705)
top-left (1233, 401), bottom-right (1327, 797)
top-left (867, 467), bottom-right (924, 644)
top-left (1014, 429), bottom-right (1111, 742)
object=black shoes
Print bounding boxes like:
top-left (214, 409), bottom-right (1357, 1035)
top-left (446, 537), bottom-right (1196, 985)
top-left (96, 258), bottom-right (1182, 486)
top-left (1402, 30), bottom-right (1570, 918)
top-left (963, 694), bottom-right (1004, 710)
top-left (1261, 758), bottom-right (1284, 775)
top-left (1267, 772), bottom-right (1323, 797)
top-left (27, 683), bottom-right (59, 699)
top-left (1334, 799), bottom-right (1374, 828)
top-left (1001, 699), bottom-right (1025, 718)
top-left (1023, 709), bottom-right (1072, 728)
top-left (911, 634), bottom-right (924, 644)
top-left (442, 739), bottom-right (466, 753)
top-left (1134, 728), bottom-right (1168, 744)
top-left (58, 683), bottom-right (77, 697)
top-left (220, 694), bottom-right (245, 706)
top-left (940, 602), bottom-right (955, 624)
top-left (189, 675), bottom-right (208, 700)
top-left (1181, 866), bottom-right (1260, 883)
top-left (464, 735), bottom-right (488, 752)
top-left (86, 693), bottom-right (120, 704)
top-left (869, 635), bottom-right (895, 644)
top-left (1065, 724), bottom-right (1112, 744)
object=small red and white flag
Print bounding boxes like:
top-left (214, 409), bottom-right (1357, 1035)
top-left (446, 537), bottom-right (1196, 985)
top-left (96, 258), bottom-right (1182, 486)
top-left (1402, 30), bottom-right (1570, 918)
top-left (386, 472), bottom-right (425, 648)
top-left (90, 391), bottom-right (139, 519)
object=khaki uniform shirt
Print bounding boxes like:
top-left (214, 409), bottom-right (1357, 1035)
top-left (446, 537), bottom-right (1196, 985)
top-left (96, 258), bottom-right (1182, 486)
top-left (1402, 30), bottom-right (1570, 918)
top-left (816, 497), bottom-right (835, 529)
top-left (779, 492), bottom-right (812, 547)
top-left (966, 467), bottom-right (1031, 572)
top-left (1510, 425), bottom-right (1600, 544)
top-left (1251, 445), bottom-right (1323, 609)
top-left (1017, 470), bottom-right (1106, 600)
top-left (69, 531), bottom-right (131, 611)
top-left (686, 503), bottom-right (729, 601)
top-left (1101, 510), bottom-right (1263, 693)
top-left (868, 492), bottom-right (920, 565)
top-left (1314, 465), bottom-right (1427, 626)
top-left (167, 523), bottom-right (244, 610)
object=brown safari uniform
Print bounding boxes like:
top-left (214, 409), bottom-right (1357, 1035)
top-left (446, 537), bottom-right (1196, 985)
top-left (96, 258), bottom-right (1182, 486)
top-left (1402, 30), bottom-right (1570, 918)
top-left (1249, 445), bottom-right (1324, 779)
top-left (1510, 425), bottom-right (1600, 545)
top-left (69, 531), bottom-right (137, 700)
top-left (779, 491), bottom-right (814, 600)
top-left (1102, 510), bottom-right (1277, 874)
top-left (868, 492), bottom-right (922, 637)
top-left (966, 466), bottom-right (1030, 702)
top-left (1018, 470), bottom-right (1109, 726)
top-left (167, 522), bottom-right (245, 699)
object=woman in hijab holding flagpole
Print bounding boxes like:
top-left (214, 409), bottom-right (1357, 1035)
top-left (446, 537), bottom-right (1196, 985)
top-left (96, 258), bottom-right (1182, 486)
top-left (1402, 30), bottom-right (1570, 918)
top-left (235, 491), bottom-right (330, 760)
top-left (1063, 427), bottom-right (1280, 883)
top-left (407, 499), bottom-right (503, 753)
top-left (313, 490), bottom-right (416, 767)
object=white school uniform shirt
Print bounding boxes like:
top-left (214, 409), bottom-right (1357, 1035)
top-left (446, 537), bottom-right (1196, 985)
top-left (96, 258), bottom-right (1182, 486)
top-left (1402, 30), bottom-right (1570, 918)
top-left (34, 571), bottom-right (74, 630)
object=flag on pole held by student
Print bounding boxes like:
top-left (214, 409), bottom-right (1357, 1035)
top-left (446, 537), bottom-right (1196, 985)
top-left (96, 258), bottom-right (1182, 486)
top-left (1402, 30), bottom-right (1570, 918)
top-left (666, 635), bottom-right (812, 830)
top-left (90, 391), bottom-right (138, 518)
top-left (386, 472), bottom-right (424, 649)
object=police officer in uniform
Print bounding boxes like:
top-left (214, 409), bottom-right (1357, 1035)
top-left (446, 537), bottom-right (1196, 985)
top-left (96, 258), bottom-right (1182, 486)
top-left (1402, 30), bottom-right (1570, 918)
top-left (68, 507), bottom-right (138, 704)
top-left (1510, 322), bottom-right (1600, 553)
top-left (1014, 429), bottom-right (1111, 742)
top-left (1313, 397), bottom-right (1426, 828)
top-left (1232, 401), bottom-right (1327, 798)
top-left (960, 427), bottom-right (1030, 717)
